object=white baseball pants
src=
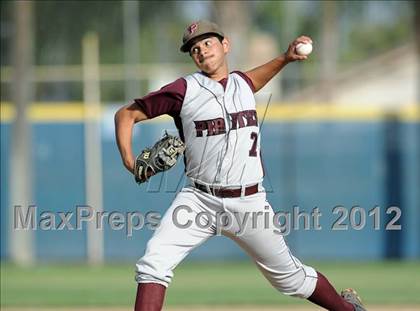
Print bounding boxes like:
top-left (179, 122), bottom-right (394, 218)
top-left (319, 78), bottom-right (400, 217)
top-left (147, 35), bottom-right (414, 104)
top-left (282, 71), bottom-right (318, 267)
top-left (135, 186), bottom-right (318, 298)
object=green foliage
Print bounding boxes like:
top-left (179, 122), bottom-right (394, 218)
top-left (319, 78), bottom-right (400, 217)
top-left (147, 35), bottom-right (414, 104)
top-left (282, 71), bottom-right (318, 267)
top-left (341, 21), bottom-right (412, 64)
top-left (1, 1), bottom-right (187, 66)
top-left (1, 1), bottom-right (415, 101)
top-left (252, 1), bottom-right (414, 92)
top-left (34, 1), bottom-right (124, 65)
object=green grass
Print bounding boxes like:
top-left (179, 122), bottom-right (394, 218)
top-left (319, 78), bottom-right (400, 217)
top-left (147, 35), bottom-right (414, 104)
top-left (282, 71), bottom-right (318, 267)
top-left (1, 261), bottom-right (420, 307)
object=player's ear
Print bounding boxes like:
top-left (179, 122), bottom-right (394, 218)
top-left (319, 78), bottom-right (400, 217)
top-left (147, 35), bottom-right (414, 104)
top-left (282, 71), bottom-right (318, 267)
top-left (222, 37), bottom-right (230, 53)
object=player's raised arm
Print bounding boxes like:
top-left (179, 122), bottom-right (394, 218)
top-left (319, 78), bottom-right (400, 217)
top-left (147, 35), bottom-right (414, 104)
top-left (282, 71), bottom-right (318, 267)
top-left (245, 36), bottom-right (313, 92)
top-left (114, 103), bottom-right (149, 173)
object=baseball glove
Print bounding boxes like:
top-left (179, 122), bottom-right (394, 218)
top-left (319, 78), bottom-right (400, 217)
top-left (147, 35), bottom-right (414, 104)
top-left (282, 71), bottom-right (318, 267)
top-left (134, 132), bottom-right (185, 184)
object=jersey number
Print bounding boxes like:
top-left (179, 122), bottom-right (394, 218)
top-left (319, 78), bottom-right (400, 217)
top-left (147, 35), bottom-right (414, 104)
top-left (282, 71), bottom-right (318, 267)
top-left (249, 132), bottom-right (258, 157)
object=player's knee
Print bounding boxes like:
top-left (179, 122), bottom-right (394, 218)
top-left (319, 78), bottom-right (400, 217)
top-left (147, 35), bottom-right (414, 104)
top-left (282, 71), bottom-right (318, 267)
top-left (135, 256), bottom-right (173, 288)
top-left (272, 265), bottom-right (318, 298)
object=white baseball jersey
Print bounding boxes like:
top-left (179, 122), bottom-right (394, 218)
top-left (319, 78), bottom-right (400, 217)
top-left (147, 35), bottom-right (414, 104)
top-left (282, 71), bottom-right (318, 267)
top-left (181, 72), bottom-right (264, 187)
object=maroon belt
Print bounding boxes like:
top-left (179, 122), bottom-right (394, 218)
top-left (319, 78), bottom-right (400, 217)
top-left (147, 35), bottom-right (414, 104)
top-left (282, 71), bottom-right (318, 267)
top-left (194, 182), bottom-right (259, 198)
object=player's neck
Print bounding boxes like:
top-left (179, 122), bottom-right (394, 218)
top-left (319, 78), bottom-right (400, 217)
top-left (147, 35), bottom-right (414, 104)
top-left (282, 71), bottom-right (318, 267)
top-left (202, 64), bottom-right (229, 81)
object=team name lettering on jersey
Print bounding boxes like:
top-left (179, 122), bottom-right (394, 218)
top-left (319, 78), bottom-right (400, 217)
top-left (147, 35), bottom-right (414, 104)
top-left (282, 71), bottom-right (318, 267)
top-left (194, 109), bottom-right (258, 137)
top-left (194, 118), bottom-right (226, 137)
top-left (230, 109), bottom-right (258, 129)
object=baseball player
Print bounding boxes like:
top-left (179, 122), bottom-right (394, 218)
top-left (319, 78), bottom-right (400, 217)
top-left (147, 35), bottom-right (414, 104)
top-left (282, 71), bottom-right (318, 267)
top-left (115, 20), bottom-right (366, 311)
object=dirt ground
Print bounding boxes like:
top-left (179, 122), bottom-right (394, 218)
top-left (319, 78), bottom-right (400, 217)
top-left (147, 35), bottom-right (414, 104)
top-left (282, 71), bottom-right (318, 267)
top-left (3, 306), bottom-right (420, 311)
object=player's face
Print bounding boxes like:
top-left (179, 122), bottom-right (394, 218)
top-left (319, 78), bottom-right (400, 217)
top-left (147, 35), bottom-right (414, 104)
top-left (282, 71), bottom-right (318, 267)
top-left (189, 36), bottom-right (229, 75)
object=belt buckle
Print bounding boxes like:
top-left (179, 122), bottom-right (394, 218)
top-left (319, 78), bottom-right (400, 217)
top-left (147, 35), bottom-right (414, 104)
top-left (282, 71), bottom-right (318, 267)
top-left (211, 185), bottom-right (222, 197)
top-left (204, 184), bottom-right (213, 195)
top-left (240, 185), bottom-right (246, 198)
top-left (210, 187), bottom-right (216, 196)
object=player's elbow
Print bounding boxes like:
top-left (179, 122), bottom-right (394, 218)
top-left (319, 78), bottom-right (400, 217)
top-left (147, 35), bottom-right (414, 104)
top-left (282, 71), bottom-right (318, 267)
top-left (114, 105), bottom-right (133, 126)
top-left (114, 106), bottom-right (125, 124)
top-left (115, 103), bottom-right (148, 125)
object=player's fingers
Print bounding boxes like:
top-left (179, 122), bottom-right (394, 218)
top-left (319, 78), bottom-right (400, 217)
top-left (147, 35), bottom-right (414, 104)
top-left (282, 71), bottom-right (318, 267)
top-left (291, 40), bottom-right (306, 48)
top-left (295, 36), bottom-right (312, 45)
top-left (291, 40), bottom-right (300, 47)
top-left (298, 35), bottom-right (312, 41)
top-left (291, 54), bottom-right (307, 61)
top-left (286, 43), bottom-right (297, 55)
top-left (299, 35), bottom-right (312, 43)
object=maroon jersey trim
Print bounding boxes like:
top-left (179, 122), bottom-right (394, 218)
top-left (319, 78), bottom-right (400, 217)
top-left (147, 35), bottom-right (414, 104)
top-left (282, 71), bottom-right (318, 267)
top-left (232, 71), bottom-right (256, 93)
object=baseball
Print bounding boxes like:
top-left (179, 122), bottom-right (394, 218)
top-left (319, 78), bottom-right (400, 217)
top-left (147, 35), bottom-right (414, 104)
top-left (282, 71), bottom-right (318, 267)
top-left (295, 42), bottom-right (313, 56)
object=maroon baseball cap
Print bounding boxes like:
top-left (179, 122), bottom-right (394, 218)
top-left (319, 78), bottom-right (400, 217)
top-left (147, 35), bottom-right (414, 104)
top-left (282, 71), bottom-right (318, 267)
top-left (180, 20), bottom-right (224, 53)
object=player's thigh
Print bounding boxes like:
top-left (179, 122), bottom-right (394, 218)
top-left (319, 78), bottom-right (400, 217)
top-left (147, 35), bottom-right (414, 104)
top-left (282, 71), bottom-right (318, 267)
top-left (223, 196), bottom-right (290, 265)
top-left (139, 188), bottom-right (214, 265)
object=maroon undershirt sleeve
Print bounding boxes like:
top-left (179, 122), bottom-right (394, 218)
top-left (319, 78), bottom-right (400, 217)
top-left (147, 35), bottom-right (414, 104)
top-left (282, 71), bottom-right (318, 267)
top-left (134, 78), bottom-right (186, 119)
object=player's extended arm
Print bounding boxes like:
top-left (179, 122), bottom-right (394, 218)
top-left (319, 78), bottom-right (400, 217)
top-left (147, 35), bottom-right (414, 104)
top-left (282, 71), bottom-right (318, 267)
top-left (245, 36), bottom-right (312, 92)
top-left (114, 103), bottom-right (149, 173)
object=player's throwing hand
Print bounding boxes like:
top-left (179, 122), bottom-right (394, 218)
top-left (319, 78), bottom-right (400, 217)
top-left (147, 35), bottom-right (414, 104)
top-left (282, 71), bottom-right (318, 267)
top-left (284, 35), bottom-right (313, 62)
